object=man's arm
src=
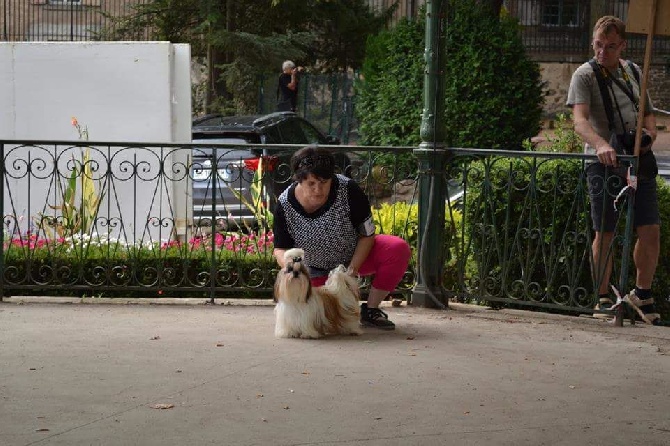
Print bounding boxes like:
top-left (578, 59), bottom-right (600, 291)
top-left (572, 103), bottom-right (618, 166)
top-left (642, 112), bottom-right (657, 151)
top-left (287, 70), bottom-right (298, 91)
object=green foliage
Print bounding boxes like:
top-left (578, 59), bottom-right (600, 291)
top-left (100, 0), bottom-right (392, 114)
top-left (227, 157), bottom-right (274, 232)
top-left (443, 0), bottom-right (544, 149)
top-left (372, 200), bottom-right (462, 257)
top-left (3, 231), bottom-right (277, 298)
top-left (372, 201), bottom-right (419, 245)
top-left (529, 113), bottom-right (582, 153)
top-left (357, 17), bottom-right (425, 148)
top-left (646, 178), bottom-right (670, 319)
top-left (37, 120), bottom-right (104, 239)
top-left (462, 156), bottom-right (593, 305)
top-left (357, 0), bottom-right (544, 150)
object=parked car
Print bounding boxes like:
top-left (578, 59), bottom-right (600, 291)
top-left (191, 112), bottom-right (343, 227)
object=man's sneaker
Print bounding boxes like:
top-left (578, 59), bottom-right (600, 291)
top-left (593, 296), bottom-right (615, 318)
top-left (623, 290), bottom-right (661, 325)
top-left (360, 303), bottom-right (395, 330)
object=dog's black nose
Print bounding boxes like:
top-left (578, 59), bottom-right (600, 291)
top-left (292, 270), bottom-right (299, 278)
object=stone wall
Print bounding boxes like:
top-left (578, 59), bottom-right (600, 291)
top-left (540, 62), bottom-right (670, 119)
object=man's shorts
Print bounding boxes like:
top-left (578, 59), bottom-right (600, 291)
top-left (586, 162), bottom-right (660, 232)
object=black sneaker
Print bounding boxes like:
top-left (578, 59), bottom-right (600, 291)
top-left (360, 303), bottom-right (395, 330)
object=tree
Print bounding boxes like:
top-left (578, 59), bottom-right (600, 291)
top-left (357, 0), bottom-right (544, 151)
top-left (100, 0), bottom-right (392, 114)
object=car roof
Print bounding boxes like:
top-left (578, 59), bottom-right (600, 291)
top-left (192, 112), bottom-right (298, 133)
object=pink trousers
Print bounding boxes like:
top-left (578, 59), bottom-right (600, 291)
top-left (310, 234), bottom-right (411, 291)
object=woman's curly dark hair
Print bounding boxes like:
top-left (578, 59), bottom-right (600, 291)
top-left (291, 146), bottom-right (336, 181)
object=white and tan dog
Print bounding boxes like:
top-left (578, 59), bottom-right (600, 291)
top-left (274, 248), bottom-right (362, 339)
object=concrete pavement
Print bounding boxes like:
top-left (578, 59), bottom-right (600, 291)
top-left (1, 300), bottom-right (669, 446)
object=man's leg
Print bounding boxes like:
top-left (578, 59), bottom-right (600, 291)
top-left (586, 163), bottom-right (618, 310)
top-left (623, 224), bottom-right (662, 324)
top-left (625, 174), bottom-right (661, 324)
top-left (592, 230), bottom-right (615, 296)
top-left (633, 225), bottom-right (660, 289)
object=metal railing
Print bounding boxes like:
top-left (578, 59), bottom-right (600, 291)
top-left (1, 0), bottom-right (150, 42)
top-left (1, 139), bottom-right (640, 317)
top-left (256, 72), bottom-right (358, 145)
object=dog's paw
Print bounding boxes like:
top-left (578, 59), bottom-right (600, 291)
top-left (300, 332), bottom-right (322, 339)
top-left (330, 265), bottom-right (347, 275)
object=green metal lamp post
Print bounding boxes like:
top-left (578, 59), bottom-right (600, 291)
top-left (412, 0), bottom-right (449, 308)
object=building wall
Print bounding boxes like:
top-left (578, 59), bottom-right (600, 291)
top-left (0, 41), bottom-right (193, 238)
top-left (541, 62), bottom-right (670, 118)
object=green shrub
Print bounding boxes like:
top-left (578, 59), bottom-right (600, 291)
top-left (462, 156), bottom-right (593, 307)
top-left (357, 0), bottom-right (544, 152)
top-left (372, 200), bottom-right (463, 291)
top-left (2, 231), bottom-right (277, 298)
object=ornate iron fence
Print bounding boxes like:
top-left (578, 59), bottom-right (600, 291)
top-left (1, 139), bottom-right (638, 317)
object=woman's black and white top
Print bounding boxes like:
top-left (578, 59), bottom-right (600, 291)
top-left (273, 174), bottom-right (375, 277)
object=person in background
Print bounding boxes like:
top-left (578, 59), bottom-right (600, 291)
top-left (566, 15), bottom-right (660, 324)
top-left (277, 60), bottom-right (303, 112)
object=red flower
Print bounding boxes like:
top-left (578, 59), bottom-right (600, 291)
top-left (243, 156), bottom-right (277, 172)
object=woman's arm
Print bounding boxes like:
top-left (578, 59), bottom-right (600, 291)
top-left (274, 248), bottom-right (287, 269)
top-left (347, 235), bottom-right (375, 275)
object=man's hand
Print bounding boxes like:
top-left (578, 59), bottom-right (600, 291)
top-left (595, 142), bottom-right (618, 167)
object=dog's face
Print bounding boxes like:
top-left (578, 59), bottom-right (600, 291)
top-left (274, 248), bottom-right (312, 304)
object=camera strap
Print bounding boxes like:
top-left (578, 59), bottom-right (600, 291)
top-left (589, 59), bottom-right (641, 133)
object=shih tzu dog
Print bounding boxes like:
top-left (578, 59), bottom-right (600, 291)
top-left (274, 248), bottom-right (362, 339)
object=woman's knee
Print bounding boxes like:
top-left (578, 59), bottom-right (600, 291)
top-left (376, 234), bottom-right (411, 263)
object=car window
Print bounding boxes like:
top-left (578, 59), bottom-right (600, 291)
top-left (263, 126), bottom-right (282, 144)
top-left (297, 120), bottom-right (325, 144)
top-left (193, 116), bottom-right (224, 127)
top-left (276, 119), bottom-right (308, 144)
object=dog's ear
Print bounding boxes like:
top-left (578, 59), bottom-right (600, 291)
top-left (304, 265), bottom-right (313, 302)
top-left (273, 275), bottom-right (280, 302)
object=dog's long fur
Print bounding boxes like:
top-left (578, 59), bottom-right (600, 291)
top-left (274, 248), bottom-right (362, 338)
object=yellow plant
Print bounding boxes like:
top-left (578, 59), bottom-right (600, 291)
top-left (227, 156), bottom-right (274, 231)
top-left (38, 118), bottom-right (103, 238)
top-left (373, 201), bottom-right (419, 241)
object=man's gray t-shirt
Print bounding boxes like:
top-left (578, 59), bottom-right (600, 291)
top-left (566, 59), bottom-right (652, 154)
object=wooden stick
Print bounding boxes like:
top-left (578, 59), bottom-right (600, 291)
top-left (633, 0), bottom-right (658, 158)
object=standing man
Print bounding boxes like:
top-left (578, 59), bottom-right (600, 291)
top-left (567, 16), bottom-right (660, 324)
top-left (277, 60), bottom-right (303, 112)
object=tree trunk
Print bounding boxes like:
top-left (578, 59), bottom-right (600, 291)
top-left (205, 0), bottom-right (234, 113)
